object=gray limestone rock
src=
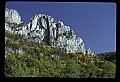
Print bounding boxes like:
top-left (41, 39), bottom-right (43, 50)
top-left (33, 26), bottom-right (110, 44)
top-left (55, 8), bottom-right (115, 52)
top-left (87, 48), bottom-right (94, 56)
top-left (5, 8), bottom-right (22, 24)
top-left (5, 8), bottom-right (95, 55)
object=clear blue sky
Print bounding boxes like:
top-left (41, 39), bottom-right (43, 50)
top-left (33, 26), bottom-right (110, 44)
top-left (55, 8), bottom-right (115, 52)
top-left (6, 2), bottom-right (116, 54)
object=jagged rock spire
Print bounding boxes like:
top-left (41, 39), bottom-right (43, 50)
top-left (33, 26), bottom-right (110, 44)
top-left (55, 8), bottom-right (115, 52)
top-left (5, 8), bottom-right (95, 55)
top-left (5, 8), bottom-right (22, 24)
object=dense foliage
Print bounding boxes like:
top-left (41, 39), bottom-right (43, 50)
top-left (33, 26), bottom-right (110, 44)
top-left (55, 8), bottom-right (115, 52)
top-left (96, 51), bottom-right (116, 64)
top-left (5, 30), bottom-right (116, 78)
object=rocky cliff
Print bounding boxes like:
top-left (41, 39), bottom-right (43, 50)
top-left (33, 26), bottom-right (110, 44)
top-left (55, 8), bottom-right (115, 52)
top-left (5, 8), bottom-right (95, 56)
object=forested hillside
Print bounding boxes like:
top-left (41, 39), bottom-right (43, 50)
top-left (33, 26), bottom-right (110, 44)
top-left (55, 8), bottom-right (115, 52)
top-left (5, 31), bottom-right (116, 78)
top-left (5, 8), bottom-right (116, 78)
top-left (96, 51), bottom-right (116, 64)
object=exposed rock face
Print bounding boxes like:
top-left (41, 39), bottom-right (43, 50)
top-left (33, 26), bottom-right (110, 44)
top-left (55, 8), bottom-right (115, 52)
top-left (27, 14), bottom-right (86, 54)
top-left (5, 8), bottom-right (22, 24)
top-left (5, 8), bottom-right (28, 36)
top-left (5, 8), bottom-right (95, 55)
top-left (86, 48), bottom-right (94, 56)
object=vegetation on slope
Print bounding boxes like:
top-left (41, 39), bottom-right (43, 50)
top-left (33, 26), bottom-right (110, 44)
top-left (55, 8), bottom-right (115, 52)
top-left (96, 51), bottom-right (116, 64)
top-left (5, 30), bottom-right (116, 78)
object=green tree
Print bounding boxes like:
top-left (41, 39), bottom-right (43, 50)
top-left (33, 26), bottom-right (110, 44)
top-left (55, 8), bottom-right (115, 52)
top-left (63, 59), bottom-right (80, 78)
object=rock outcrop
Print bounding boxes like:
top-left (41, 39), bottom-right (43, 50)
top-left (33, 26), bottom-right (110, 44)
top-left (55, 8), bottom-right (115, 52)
top-left (5, 8), bottom-right (22, 24)
top-left (86, 48), bottom-right (94, 56)
top-left (5, 8), bottom-right (95, 55)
